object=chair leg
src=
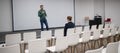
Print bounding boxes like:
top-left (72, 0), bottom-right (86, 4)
top-left (110, 36), bottom-right (114, 42)
top-left (71, 46), bottom-right (73, 53)
top-left (100, 38), bottom-right (103, 47)
top-left (119, 34), bottom-right (120, 41)
top-left (87, 42), bottom-right (90, 50)
top-left (73, 45), bottom-right (78, 53)
top-left (67, 47), bottom-right (71, 53)
top-left (64, 50), bottom-right (67, 53)
top-left (107, 37), bottom-right (109, 44)
top-left (89, 41), bottom-right (93, 50)
top-left (91, 41), bottom-right (94, 49)
top-left (108, 36), bottom-right (112, 43)
top-left (103, 38), bottom-right (106, 46)
top-left (24, 43), bottom-right (28, 53)
top-left (104, 38), bottom-right (108, 47)
top-left (20, 44), bottom-right (23, 53)
top-left (50, 39), bottom-right (52, 46)
top-left (78, 43), bottom-right (82, 53)
top-left (51, 38), bottom-right (55, 46)
top-left (48, 40), bottom-right (51, 47)
top-left (73, 46), bottom-right (75, 53)
top-left (94, 40), bottom-right (96, 49)
top-left (60, 51), bottom-right (62, 53)
top-left (75, 45), bottom-right (78, 53)
top-left (117, 34), bottom-right (120, 41)
top-left (81, 43), bottom-right (85, 53)
top-left (96, 40), bottom-right (100, 48)
top-left (84, 43), bottom-right (86, 53)
top-left (55, 38), bottom-right (56, 45)
top-left (115, 35), bottom-right (117, 42)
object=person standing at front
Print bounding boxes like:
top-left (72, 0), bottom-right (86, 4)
top-left (38, 5), bottom-right (49, 31)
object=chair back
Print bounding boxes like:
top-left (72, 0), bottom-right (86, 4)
top-left (28, 39), bottom-right (47, 53)
top-left (93, 30), bottom-right (101, 40)
top-left (54, 29), bottom-right (64, 38)
top-left (5, 33), bottom-right (21, 46)
top-left (41, 30), bottom-right (52, 40)
top-left (82, 31), bottom-right (91, 42)
top-left (55, 37), bottom-right (68, 52)
top-left (0, 44), bottom-right (20, 53)
top-left (106, 42), bottom-right (119, 53)
top-left (23, 32), bottom-right (36, 43)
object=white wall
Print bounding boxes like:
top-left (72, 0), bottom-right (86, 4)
top-left (75, 0), bottom-right (94, 25)
top-left (0, 0), bottom-right (12, 32)
top-left (13, 0), bottom-right (74, 31)
top-left (0, 0), bottom-right (120, 32)
top-left (105, 0), bottom-right (120, 26)
top-left (94, 0), bottom-right (105, 24)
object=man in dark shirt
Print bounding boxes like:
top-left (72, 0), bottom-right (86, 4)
top-left (64, 16), bottom-right (75, 36)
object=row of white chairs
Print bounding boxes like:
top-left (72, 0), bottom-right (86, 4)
top-left (73, 24), bottom-right (120, 53)
top-left (0, 33), bottom-right (119, 53)
top-left (34, 24), bottom-right (120, 53)
top-left (3, 24), bottom-right (120, 47)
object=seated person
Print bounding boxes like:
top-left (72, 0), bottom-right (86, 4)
top-left (64, 16), bottom-right (75, 36)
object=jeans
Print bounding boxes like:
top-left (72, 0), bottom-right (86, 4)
top-left (40, 18), bottom-right (49, 31)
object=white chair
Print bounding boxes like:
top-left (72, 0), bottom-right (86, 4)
top-left (67, 28), bottom-right (75, 35)
top-left (47, 37), bottom-right (68, 53)
top-left (98, 24), bottom-right (103, 31)
top-left (102, 28), bottom-right (111, 38)
top-left (67, 33), bottom-right (79, 46)
top-left (80, 31), bottom-right (91, 42)
top-left (79, 31), bottom-right (91, 53)
top-left (27, 39), bottom-right (47, 53)
top-left (105, 24), bottom-right (110, 29)
top-left (117, 26), bottom-right (120, 40)
top-left (54, 29), bottom-right (64, 38)
top-left (102, 42), bottom-right (119, 53)
top-left (5, 33), bottom-right (21, 46)
top-left (100, 28), bottom-right (111, 46)
top-left (109, 27), bottom-right (117, 42)
top-left (91, 30), bottom-right (101, 40)
top-left (109, 24), bottom-right (116, 29)
top-left (90, 30), bottom-right (101, 49)
top-left (0, 44), bottom-right (21, 53)
top-left (75, 27), bottom-right (83, 34)
top-left (54, 29), bottom-right (64, 46)
top-left (23, 32), bottom-right (36, 51)
top-left (110, 27), bottom-right (117, 36)
top-left (85, 47), bottom-right (103, 53)
top-left (91, 25), bottom-right (97, 32)
top-left (84, 26), bottom-right (90, 32)
top-left (41, 30), bottom-right (52, 46)
top-left (23, 32), bottom-right (36, 43)
top-left (67, 33), bottom-right (79, 53)
top-left (41, 30), bottom-right (52, 40)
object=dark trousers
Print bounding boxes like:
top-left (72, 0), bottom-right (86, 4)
top-left (40, 18), bottom-right (49, 31)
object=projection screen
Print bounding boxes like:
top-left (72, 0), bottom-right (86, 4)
top-left (13, 0), bottom-right (74, 31)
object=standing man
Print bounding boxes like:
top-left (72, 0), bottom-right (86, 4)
top-left (38, 5), bottom-right (49, 31)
